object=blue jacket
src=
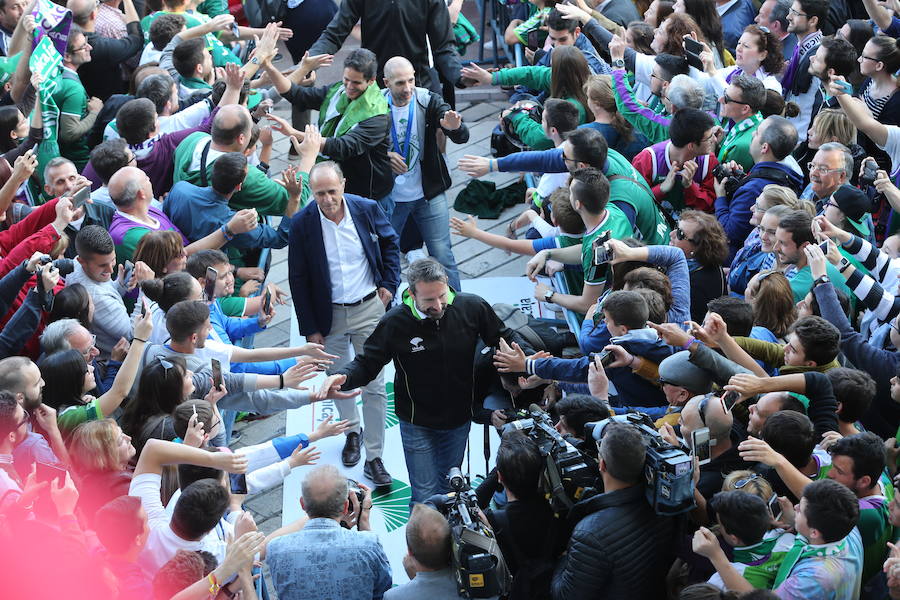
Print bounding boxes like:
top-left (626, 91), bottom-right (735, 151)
top-left (163, 181), bottom-right (292, 250)
top-left (528, 328), bottom-right (674, 407)
top-left (289, 195), bottom-right (400, 337)
top-left (719, 0), bottom-right (757, 54)
top-left (715, 161), bottom-right (803, 261)
top-left (813, 282), bottom-right (900, 438)
top-left (207, 301), bottom-right (295, 375)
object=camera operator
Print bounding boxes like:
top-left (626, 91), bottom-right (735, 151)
top-left (551, 393), bottom-right (611, 455)
top-left (385, 504), bottom-right (497, 600)
top-left (551, 423), bottom-right (677, 599)
top-left (478, 431), bottom-right (559, 599)
top-left (714, 116), bottom-right (803, 260)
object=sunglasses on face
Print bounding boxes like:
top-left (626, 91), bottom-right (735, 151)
top-left (722, 91), bottom-right (750, 105)
top-left (675, 227), bottom-right (699, 244)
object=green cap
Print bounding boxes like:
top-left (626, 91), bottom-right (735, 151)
top-left (0, 53), bottom-right (22, 87)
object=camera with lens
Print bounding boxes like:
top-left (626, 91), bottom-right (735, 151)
top-left (347, 478), bottom-right (364, 505)
top-left (859, 159), bottom-right (879, 189)
top-left (501, 404), bottom-right (598, 517)
top-left (713, 163), bottom-right (746, 198)
top-left (427, 468), bottom-right (511, 598)
top-left (584, 412), bottom-right (695, 516)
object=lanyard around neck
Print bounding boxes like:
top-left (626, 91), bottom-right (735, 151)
top-left (388, 94), bottom-right (415, 164)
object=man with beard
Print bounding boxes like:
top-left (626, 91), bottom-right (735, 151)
top-left (0, 357), bottom-right (68, 477)
top-left (317, 258), bottom-right (533, 504)
top-left (773, 210), bottom-right (852, 302)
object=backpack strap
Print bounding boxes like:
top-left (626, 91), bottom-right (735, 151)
top-left (199, 138), bottom-right (212, 188)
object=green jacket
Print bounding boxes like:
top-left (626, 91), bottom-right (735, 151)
top-left (493, 66), bottom-right (587, 150)
top-left (734, 336), bottom-right (840, 373)
top-left (718, 112), bottom-right (762, 172)
top-left (173, 132), bottom-right (288, 216)
top-left (606, 149), bottom-right (670, 245)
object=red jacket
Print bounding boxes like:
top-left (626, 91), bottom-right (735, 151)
top-left (631, 143), bottom-right (718, 213)
top-left (0, 198), bottom-right (62, 278)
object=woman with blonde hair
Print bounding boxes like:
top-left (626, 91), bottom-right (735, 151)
top-left (745, 270), bottom-right (797, 341)
top-left (795, 108), bottom-right (866, 185)
top-left (68, 418), bottom-right (137, 522)
top-left (729, 185), bottom-right (812, 296)
top-left (581, 74), bottom-right (649, 160)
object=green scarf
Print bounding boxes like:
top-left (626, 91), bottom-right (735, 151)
top-left (721, 111), bottom-right (763, 148)
top-left (402, 288), bottom-right (456, 320)
top-left (772, 535), bottom-right (846, 588)
top-left (733, 536), bottom-right (781, 565)
top-left (318, 82), bottom-right (388, 139)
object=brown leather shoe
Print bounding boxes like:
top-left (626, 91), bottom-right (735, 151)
top-left (341, 430), bottom-right (362, 467)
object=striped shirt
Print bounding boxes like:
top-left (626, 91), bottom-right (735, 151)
top-left (842, 235), bottom-right (900, 323)
top-left (862, 81), bottom-right (891, 121)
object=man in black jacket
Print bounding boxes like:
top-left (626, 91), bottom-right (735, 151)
top-left (317, 258), bottom-right (533, 504)
top-left (262, 48), bottom-right (394, 202)
top-left (67, 0), bottom-right (144, 101)
top-left (380, 56), bottom-right (468, 291)
top-left (551, 423), bottom-right (676, 600)
top-left (308, 0), bottom-right (461, 95)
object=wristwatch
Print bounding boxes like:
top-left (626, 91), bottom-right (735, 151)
top-left (543, 289), bottom-right (556, 303)
top-left (813, 275), bottom-right (830, 288)
top-left (838, 257), bottom-right (851, 273)
top-left (249, 56), bottom-right (260, 65)
top-left (612, 58), bottom-right (625, 69)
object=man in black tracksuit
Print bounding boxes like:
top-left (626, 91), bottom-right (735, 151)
top-left (318, 258), bottom-right (532, 504)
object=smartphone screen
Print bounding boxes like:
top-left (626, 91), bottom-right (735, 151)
top-left (140, 300), bottom-right (148, 318)
top-left (36, 462), bottom-right (66, 485)
top-left (598, 349), bottom-right (615, 368)
top-left (263, 288), bottom-right (272, 315)
top-left (591, 230), bottom-right (611, 266)
top-left (70, 186), bottom-right (91, 210)
top-left (211, 358), bottom-right (222, 390)
top-left (683, 37), bottom-right (704, 71)
top-left (768, 493), bottom-right (783, 521)
top-left (229, 473), bottom-right (248, 495)
top-left (692, 427), bottom-right (711, 466)
top-left (204, 267), bottom-right (218, 302)
top-left (123, 260), bottom-right (134, 284)
top-left (720, 390), bottom-right (739, 414)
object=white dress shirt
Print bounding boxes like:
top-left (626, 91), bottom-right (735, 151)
top-left (319, 203), bottom-right (377, 304)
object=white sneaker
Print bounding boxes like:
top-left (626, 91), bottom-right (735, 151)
top-left (405, 248), bottom-right (428, 263)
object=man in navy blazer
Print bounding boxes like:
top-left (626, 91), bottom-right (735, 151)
top-left (289, 161), bottom-right (401, 487)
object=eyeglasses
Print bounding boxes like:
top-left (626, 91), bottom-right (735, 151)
top-left (788, 7), bottom-right (807, 17)
top-left (675, 226), bottom-right (699, 244)
top-left (16, 409), bottom-right (31, 429)
top-left (889, 319), bottom-right (900, 334)
top-left (70, 43), bottom-right (90, 53)
top-left (756, 224), bottom-right (778, 236)
top-left (650, 72), bottom-right (665, 82)
top-left (80, 335), bottom-right (97, 360)
top-left (722, 91), bottom-right (750, 105)
top-left (824, 200), bottom-right (842, 211)
top-left (860, 55), bottom-right (882, 63)
top-left (698, 393), bottom-right (712, 426)
top-left (126, 153), bottom-right (137, 166)
top-left (807, 163), bottom-right (845, 175)
top-left (561, 154), bottom-right (579, 165)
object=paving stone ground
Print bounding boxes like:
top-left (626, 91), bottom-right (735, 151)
top-left (231, 16), bottom-right (531, 595)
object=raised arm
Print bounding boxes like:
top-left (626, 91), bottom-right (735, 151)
top-left (863, 0), bottom-right (894, 31)
top-left (95, 308), bottom-right (153, 417)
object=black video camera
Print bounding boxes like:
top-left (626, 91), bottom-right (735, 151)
top-left (584, 412), bottom-right (695, 516)
top-left (501, 404), bottom-right (598, 517)
top-left (713, 163), bottom-right (746, 198)
top-left (429, 468), bottom-right (511, 598)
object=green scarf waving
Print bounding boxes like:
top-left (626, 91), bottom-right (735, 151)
top-left (318, 82), bottom-right (388, 139)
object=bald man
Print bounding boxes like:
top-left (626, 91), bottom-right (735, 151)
top-left (107, 166), bottom-right (189, 267)
top-left (266, 465), bottom-right (393, 600)
top-left (385, 504), bottom-right (484, 600)
top-left (173, 103), bottom-right (291, 217)
top-left (665, 393), bottom-right (746, 500)
top-left (378, 56), bottom-right (468, 291)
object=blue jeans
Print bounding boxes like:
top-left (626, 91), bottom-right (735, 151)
top-left (380, 193), bottom-right (462, 291)
top-left (400, 420), bottom-right (471, 505)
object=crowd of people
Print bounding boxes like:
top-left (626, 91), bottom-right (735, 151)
top-left (2, 0), bottom-right (900, 598)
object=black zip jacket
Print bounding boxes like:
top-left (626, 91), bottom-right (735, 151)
top-left (282, 82), bottom-right (393, 200)
top-left (308, 0), bottom-right (461, 91)
top-left (335, 292), bottom-right (531, 429)
top-left (384, 87), bottom-right (470, 200)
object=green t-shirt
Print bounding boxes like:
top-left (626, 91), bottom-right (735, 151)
top-left (582, 205), bottom-right (635, 288)
top-left (787, 263), bottom-right (856, 305)
top-left (605, 148), bottom-right (670, 245)
top-left (57, 398), bottom-right (103, 435)
top-left (142, 10), bottom-right (241, 67)
top-left (54, 68), bottom-right (90, 169)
